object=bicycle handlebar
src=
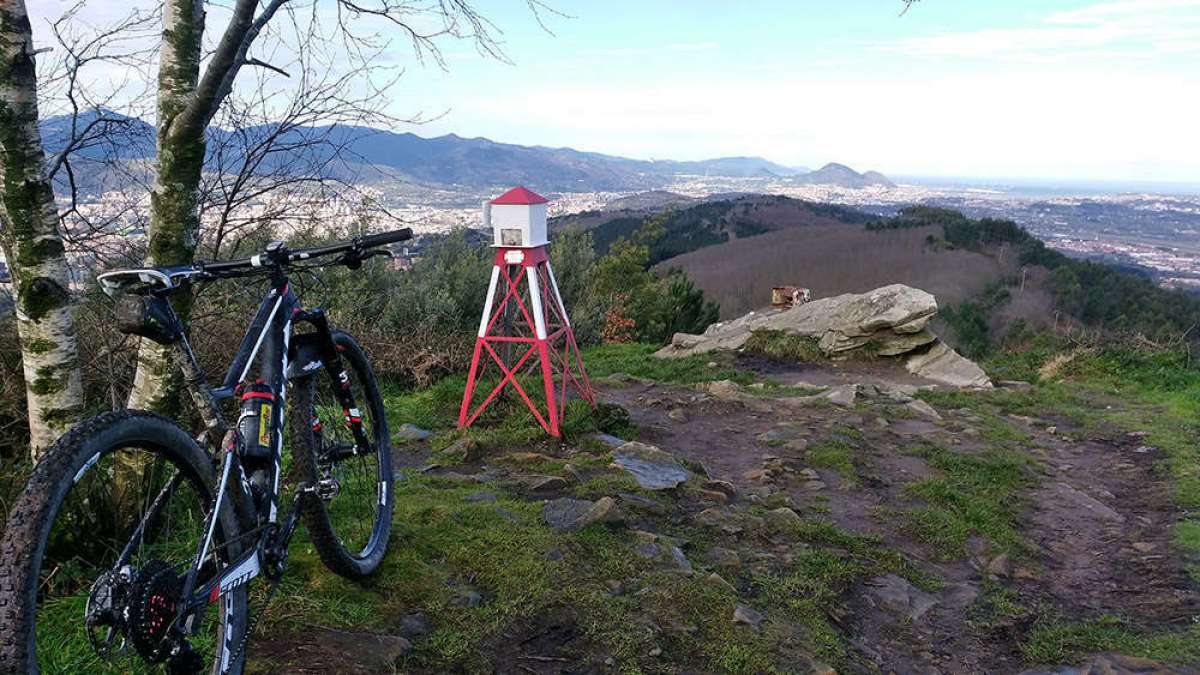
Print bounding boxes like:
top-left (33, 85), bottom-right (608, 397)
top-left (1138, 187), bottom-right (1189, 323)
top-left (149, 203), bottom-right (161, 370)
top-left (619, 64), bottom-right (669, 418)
top-left (197, 228), bottom-right (413, 277)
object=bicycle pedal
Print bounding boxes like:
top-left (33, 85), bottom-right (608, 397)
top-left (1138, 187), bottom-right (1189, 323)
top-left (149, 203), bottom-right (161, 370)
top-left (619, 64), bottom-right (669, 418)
top-left (316, 477), bottom-right (340, 500)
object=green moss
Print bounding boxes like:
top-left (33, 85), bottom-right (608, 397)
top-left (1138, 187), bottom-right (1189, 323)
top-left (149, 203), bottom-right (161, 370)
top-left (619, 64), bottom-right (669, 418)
top-left (743, 330), bottom-right (824, 363)
top-left (17, 276), bottom-right (70, 322)
top-left (25, 337), bottom-right (57, 354)
top-left (29, 364), bottom-right (66, 396)
top-left (42, 406), bottom-right (82, 429)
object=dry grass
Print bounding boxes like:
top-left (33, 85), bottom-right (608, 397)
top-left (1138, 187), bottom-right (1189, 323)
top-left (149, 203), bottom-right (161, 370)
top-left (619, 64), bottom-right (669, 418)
top-left (658, 224), bottom-right (1019, 319)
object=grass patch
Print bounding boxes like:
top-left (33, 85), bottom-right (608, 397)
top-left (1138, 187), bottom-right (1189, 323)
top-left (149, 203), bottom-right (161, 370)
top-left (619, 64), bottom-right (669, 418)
top-left (255, 472), bottom-right (788, 673)
top-left (1177, 521), bottom-right (1200, 581)
top-left (1022, 616), bottom-right (1200, 666)
top-left (743, 330), bottom-right (824, 363)
top-left (806, 439), bottom-right (860, 488)
top-left (744, 516), bottom-right (938, 668)
top-left (582, 342), bottom-right (756, 385)
top-left (967, 581), bottom-right (1032, 631)
top-left (901, 442), bottom-right (1034, 559)
top-left (983, 344), bottom-right (1200, 510)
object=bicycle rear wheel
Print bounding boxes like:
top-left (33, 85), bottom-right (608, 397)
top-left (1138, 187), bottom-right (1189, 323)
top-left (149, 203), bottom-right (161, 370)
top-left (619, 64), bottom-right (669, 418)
top-left (0, 411), bottom-right (250, 675)
top-left (289, 330), bottom-right (393, 579)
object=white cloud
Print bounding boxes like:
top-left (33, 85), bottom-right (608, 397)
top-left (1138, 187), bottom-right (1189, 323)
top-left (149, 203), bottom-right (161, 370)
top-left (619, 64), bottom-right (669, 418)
top-left (456, 68), bottom-right (1200, 182)
top-left (1045, 0), bottom-right (1200, 24)
top-left (892, 0), bottom-right (1200, 60)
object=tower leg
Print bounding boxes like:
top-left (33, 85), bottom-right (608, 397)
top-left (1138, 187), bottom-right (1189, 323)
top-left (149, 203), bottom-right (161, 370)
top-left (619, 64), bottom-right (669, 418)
top-left (457, 339), bottom-right (484, 429)
top-left (536, 339), bottom-right (559, 437)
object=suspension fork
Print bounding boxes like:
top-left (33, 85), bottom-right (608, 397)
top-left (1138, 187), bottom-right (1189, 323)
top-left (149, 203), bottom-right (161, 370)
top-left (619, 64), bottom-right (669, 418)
top-left (296, 308), bottom-right (372, 454)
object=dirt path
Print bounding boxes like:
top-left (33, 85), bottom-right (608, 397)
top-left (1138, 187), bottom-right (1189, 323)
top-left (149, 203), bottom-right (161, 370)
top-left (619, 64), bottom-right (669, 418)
top-left (599, 358), bottom-right (1200, 674)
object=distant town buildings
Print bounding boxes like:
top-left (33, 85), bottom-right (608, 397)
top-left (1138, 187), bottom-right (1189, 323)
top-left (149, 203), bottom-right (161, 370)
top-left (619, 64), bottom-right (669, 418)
top-left (3, 174), bottom-right (1199, 304)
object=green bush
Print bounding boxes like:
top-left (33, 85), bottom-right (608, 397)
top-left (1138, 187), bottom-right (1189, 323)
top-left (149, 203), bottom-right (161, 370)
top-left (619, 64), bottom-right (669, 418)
top-left (881, 206), bottom-right (1200, 346)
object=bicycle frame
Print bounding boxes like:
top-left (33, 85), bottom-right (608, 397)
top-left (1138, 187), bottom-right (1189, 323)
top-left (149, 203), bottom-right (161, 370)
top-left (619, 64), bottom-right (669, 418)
top-left (119, 272), bottom-right (372, 669)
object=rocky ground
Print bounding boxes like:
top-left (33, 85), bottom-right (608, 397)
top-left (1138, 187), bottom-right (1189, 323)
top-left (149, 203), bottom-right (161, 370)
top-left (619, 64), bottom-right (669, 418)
top-left (601, 357), bottom-right (1199, 673)
top-left (248, 352), bottom-right (1200, 674)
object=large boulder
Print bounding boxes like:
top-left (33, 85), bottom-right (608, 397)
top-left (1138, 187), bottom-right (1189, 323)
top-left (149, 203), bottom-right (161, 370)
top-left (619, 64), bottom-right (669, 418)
top-left (905, 340), bottom-right (992, 389)
top-left (655, 284), bottom-right (992, 389)
top-left (657, 284), bottom-right (938, 360)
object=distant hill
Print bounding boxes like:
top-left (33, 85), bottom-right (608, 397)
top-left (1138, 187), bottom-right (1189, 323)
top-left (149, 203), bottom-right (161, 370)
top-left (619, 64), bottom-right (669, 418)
top-left (38, 110), bottom-right (889, 192)
top-left (660, 223), bottom-right (1024, 319)
top-left (601, 191), bottom-right (697, 211)
top-left (552, 194), bottom-right (881, 263)
top-left (788, 163), bottom-right (895, 189)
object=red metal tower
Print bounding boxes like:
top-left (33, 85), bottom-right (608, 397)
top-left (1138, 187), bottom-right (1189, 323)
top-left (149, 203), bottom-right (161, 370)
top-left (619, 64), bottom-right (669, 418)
top-left (457, 187), bottom-right (594, 437)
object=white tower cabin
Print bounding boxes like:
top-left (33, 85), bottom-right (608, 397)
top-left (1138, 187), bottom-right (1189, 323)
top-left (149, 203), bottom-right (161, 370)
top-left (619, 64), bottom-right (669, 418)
top-left (483, 186), bottom-right (549, 248)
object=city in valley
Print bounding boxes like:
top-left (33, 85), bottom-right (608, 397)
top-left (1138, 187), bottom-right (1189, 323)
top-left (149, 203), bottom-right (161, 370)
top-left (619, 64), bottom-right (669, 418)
top-left (4, 174), bottom-right (1200, 295)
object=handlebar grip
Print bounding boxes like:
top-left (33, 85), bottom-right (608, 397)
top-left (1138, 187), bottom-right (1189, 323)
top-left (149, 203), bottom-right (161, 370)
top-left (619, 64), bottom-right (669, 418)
top-left (358, 228), bottom-right (413, 249)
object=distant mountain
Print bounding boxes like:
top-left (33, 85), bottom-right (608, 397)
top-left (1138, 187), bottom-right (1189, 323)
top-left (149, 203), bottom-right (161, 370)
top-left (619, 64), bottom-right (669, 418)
top-left (38, 110), bottom-right (889, 193)
top-left (37, 109), bottom-right (155, 161)
top-left (789, 163), bottom-right (895, 189)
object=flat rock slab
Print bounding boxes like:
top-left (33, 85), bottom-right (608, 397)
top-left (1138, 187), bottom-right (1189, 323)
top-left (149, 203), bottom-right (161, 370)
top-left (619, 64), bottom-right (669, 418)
top-left (392, 423), bottom-right (432, 442)
top-left (864, 574), bottom-right (939, 622)
top-left (657, 284), bottom-right (938, 359)
top-left (612, 441), bottom-right (691, 490)
top-left (542, 497), bottom-right (619, 532)
top-left (905, 340), bottom-right (992, 388)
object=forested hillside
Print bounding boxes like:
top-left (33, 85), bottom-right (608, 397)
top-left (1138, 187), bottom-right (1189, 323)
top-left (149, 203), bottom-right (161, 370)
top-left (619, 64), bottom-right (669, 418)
top-left (553, 195), bottom-right (879, 264)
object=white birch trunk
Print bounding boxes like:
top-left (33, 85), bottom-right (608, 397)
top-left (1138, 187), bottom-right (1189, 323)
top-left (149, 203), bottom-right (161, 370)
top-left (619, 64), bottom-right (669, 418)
top-left (127, 0), bottom-right (206, 413)
top-left (0, 0), bottom-right (84, 458)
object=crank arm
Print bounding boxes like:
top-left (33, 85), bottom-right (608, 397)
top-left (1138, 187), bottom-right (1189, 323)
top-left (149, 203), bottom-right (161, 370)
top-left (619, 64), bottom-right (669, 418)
top-left (319, 442), bottom-right (360, 463)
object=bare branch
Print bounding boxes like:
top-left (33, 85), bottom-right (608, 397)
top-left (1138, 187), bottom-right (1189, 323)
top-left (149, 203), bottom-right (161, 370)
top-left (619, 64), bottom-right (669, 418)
top-left (243, 57), bottom-right (291, 78)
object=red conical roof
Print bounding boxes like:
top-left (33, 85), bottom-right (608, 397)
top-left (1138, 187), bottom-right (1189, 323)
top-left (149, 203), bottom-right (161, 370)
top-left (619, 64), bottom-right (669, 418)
top-left (490, 186), bottom-right (548, 205)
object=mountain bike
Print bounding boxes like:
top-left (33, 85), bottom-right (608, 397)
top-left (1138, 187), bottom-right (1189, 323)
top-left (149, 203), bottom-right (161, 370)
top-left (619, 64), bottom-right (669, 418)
top-left (0, 228), bottom-right (412, 674)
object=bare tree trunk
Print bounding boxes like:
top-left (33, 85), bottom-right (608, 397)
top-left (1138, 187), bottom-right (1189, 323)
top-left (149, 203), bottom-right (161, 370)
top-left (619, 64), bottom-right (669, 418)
top-left (127, 0), bottom-right (206, 414)
top-left (0, 0), bottom-right (84, 458)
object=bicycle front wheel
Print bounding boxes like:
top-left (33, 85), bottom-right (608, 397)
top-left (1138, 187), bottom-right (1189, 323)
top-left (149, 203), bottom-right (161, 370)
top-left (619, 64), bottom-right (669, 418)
top-left (0, 411), bottom-right (251, 675)
top-left (289, 330), bottom-right (393, 579)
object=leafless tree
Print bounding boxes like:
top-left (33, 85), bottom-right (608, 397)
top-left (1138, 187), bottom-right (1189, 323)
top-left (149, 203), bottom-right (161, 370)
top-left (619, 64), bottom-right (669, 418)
top-left (126, 0), bottom-right (544, 413)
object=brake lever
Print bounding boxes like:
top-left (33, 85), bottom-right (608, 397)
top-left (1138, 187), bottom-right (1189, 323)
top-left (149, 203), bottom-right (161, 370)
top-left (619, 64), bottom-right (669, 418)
top-left (340, 247), bottom-right (392, 270)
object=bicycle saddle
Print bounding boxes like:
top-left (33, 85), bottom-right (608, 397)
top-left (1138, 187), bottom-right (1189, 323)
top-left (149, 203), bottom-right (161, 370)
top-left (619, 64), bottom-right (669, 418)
top-left (97, 266), bottom-right (201, 297)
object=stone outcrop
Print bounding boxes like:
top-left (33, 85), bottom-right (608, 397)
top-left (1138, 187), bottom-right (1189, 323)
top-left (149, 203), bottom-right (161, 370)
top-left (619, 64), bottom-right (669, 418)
top-left (656, 284), bottom-right (991, 388)
top-left (904, 340), bottom-right (992, 389)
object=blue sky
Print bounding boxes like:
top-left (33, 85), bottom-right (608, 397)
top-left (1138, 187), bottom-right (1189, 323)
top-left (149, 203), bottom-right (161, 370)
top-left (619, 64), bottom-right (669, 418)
top-left (31, 0), bottom-right (1200, 183)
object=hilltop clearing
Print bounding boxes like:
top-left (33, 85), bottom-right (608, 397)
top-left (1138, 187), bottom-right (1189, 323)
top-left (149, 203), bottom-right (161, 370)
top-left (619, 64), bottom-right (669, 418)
top-left (237, 341), bottom-right (1200, 674)
top-left (657, 222), bottom-right (1023, 320)
top-left (553, 194), bottom-right (878, 263)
